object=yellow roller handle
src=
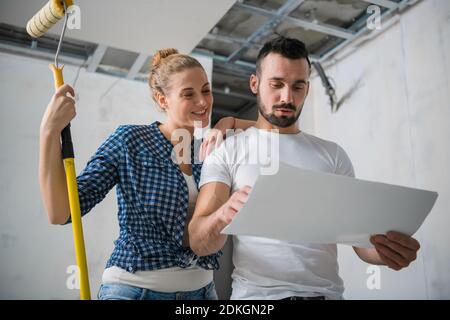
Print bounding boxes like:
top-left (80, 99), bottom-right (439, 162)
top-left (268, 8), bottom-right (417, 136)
top-left (50, 64), bottom-right (91, 300)
top-left (50, 64), bottom-right (65, 88)
top-left (63, 158), bottom-right (91, 300)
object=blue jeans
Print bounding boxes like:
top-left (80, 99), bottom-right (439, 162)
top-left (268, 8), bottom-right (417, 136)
top-left (97, 281), bottom-right (218, 300)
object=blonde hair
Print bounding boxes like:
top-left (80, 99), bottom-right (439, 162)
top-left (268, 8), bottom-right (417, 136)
top-left (149, 48), bottom-right (203, 107)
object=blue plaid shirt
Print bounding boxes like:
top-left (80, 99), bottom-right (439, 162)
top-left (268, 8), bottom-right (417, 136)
top-left (66, 121), bottom-right (221, 273)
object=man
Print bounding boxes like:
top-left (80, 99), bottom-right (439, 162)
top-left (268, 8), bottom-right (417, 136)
top-left (188, 36), bottom-right (420, 300)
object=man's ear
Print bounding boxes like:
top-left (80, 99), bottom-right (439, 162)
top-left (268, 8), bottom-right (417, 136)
top-left (155, 91), bottom-right (168, 111)
top-left (250, 74), bottom-right (259, 95)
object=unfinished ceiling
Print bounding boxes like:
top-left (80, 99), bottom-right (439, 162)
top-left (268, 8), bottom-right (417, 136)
top-left (0, 0), bottom-right (420, 125)
top-left (0, 0), bottom-right (236, 54)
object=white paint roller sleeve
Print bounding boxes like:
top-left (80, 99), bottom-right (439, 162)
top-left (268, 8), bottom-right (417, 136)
top-left (26, 0), bottom-right (72, 38)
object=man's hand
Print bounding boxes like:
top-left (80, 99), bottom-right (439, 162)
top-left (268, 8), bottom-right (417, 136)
top-left (189, 183), bottom-right (252, 257)
top-left (370, 231), bottom-right (421, 271)
top-left (213, 185), bottom-right (252, 233)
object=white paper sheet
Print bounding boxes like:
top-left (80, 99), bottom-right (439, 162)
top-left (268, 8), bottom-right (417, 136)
top-left (222, 162), bottom-right (438, 247)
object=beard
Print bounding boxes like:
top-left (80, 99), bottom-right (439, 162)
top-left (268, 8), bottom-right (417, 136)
top-left (257, 94), bottom-right (303, 128)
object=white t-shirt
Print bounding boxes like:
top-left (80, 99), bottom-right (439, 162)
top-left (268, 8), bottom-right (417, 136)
top-left (199, 127), bottom-right (355, 300)
top-left (102, 173), bottom-right (213, 292)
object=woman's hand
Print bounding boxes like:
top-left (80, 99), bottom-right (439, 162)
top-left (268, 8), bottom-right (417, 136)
top-left (199, 116), bottom-right (255, 161)
top-left (199, 128), bottom-right (224, 161)
top-left (40, 84), bottom-right (76, 135)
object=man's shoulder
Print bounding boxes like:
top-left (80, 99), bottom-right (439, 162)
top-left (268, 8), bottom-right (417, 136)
top-left (225, 126), bottom-right (256, 139)
top-left (300, 132), bottom-right (354, 175)
top-left (300, 131), bottom-right (344, 153)
top-left (203, 127), bottom-right (253, 164)
top-left (301, 131), bottom-right (338, 147)
top-left (220, 127), bottom-right (255, 150)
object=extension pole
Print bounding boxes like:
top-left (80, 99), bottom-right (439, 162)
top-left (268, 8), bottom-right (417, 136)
top-left (50, 64), bottom-right (91, 300)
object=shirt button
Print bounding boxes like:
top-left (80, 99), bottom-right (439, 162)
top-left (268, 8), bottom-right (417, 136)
top-left (127, 266), bottom-right (133, 272)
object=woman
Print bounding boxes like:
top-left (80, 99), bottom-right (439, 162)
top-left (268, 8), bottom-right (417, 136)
top-left (39, 48), bottom-right (253, 300)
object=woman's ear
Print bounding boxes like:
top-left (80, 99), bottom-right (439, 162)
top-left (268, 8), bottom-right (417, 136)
top-left (250, 74), bottom-right (258, 95)
top-left (155, 91), bottom-right (168, 111)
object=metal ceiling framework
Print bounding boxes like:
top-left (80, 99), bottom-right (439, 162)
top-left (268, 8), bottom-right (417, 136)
top-left (0, 0), bottom-right (419, 123)
top-left (196, 0), bottom-right (412, 71)
top-left (194, 0), bottom-right (417, 123)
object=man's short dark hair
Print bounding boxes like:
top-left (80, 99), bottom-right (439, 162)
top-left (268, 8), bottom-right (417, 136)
top-left (256, 36), bottom-right (311, 75)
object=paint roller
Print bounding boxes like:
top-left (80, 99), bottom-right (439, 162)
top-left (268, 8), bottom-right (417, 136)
top-left (26, 0), bottom-right (74, 38)
top-left (26, 0), bottom-right (91, 300)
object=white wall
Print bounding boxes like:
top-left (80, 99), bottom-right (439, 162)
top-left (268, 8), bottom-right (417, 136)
top-left (303, 0), bottom-right (450, 299)
top-left (0, 52), bottom-right (214, 299)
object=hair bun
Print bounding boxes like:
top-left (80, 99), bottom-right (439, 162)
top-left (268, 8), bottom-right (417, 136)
top-left (151, 48), bottom-right (179, 67)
